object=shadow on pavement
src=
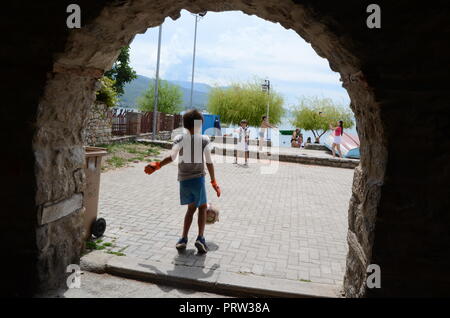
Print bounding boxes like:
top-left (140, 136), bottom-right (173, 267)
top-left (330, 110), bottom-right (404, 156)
top-left (138, 244), bottom-right (220, 295)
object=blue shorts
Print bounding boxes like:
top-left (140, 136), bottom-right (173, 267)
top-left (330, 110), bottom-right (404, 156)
top-left (179, 176), bottom-right (207, 207)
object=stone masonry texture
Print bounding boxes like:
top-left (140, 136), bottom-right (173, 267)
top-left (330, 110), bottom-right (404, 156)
top-left (83, 103), bottom-right (112, 146)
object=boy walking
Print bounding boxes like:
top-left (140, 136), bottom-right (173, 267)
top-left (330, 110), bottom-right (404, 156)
top-left (144, 109), bottom-right (221, 254)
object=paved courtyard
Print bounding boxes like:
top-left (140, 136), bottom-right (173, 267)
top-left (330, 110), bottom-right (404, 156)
top-left (97, 150), bottom-right (353, 287)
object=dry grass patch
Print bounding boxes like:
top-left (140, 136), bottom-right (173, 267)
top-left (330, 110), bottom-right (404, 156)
top-left (98, 142), bottom-right (163, 172)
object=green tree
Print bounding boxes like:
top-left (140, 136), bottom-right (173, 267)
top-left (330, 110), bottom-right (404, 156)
top-left (291, 96), bottom-right (354, 142)
top-left (105, 46), bottom-right (137, 96)
top-left (95, 76), bottom-right (118, 108)
top-left (137, 79), bottom-right (183, 114)
top-left (207, 80), bottom-right (285, 127)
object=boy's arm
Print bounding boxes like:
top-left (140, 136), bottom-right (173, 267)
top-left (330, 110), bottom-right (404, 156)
top-left (160, 140), bottom-right (181, 166)
top-left (159, 155), bottom-right (173, 167)
top-left (206, 163), bottom-right (216, 182)
top-left (145, 137), bottom-right (181, 174)
top-left (144, 154), bottom-right (172, 175)
top-left (207, 163), bottom-right (221, 197)
top-left (204, 141), bottom-right (215, 181)
top-left (204, 140), bottom-right (221, 197)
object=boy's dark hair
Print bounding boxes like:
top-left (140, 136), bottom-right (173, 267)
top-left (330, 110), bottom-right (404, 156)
top-left (183, 109), bottom-right (204, 130)
top-left (262, 115), bottom-right (267, 120)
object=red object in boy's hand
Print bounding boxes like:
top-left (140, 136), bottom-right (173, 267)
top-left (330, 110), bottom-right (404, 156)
top-left (211, 180), bottom-right (221, 197)
top-left (144, 162), bottom-right (161, 175)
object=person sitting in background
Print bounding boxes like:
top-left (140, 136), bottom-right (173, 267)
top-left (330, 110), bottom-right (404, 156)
top-left (291, 129), bottom-right (302, 148)
top-left (306, 137), bottom-right (312, 144)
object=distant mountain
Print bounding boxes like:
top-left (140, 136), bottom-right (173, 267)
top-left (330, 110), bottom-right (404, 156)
top-left (118, 75), bottom-right (212, 110)
top-left (167, 80), bottom-right (213, 94)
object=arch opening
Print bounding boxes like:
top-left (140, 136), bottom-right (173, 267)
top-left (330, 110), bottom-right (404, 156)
top-left (33, 0), bottom-right (387, 297)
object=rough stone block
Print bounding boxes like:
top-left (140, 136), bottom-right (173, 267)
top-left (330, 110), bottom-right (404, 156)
top-left (39, 193), bottom-right (83, 225)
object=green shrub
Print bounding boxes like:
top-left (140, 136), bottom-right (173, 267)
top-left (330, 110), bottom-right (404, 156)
top-left (207, 79), bottom-right (285, 127)
top-left (96, 76), bottom-right (118, 108)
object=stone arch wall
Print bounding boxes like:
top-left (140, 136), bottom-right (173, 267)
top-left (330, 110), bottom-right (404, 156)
top-left (2, 0), bottom-right (449, 296)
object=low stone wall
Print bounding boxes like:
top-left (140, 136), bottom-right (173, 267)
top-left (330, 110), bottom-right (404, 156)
top-left (211, 136), bottom-right (272, 147)
top-left (137, 139), bottom-right (173, 149)
top-left (212, 146), bottom-right (358, 169)
top-left (304, 143), bottom-right (328, 151)
top-left (143, 131), bottom-right (172, 141)
top-left (278, 153), bottom-right (359, 169)
top-left (83, 103), bottom-right (112, 146)
top-left (110, 131), bottom-right (172, 145)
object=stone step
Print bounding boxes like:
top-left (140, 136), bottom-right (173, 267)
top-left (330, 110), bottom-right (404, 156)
top-left (81, 251), bottom-right (340, 298)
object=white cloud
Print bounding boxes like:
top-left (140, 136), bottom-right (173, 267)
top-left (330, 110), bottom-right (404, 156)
top-left (129, 10), bottom-right (349, 105)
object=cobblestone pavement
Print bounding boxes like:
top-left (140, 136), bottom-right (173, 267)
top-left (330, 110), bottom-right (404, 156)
top-left (98, 150), bottom-right (353, 286)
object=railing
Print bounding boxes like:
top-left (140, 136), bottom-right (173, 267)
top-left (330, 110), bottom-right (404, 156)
top-left (140, 112), bottom-right (153, 133)
top-left (173, 114), bottom-right (182, 129)
top-left (111, 108), bottom-right (131, 136)
top-left (112, 109), bottom-right (180, 136)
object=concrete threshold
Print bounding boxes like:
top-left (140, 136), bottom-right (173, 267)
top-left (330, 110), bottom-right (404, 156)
top-left (81, 251), bottom-right (340, 298)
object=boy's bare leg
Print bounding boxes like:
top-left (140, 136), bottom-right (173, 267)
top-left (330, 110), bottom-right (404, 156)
top-left (182, 203), bottom-right (197, 238)
top-left (197, 204), bottom-right (207, 237)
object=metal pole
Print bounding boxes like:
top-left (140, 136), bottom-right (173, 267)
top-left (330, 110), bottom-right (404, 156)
top-left (152, 24), bottom-right (162, 140)
top-left (266, 80), bottom-right (270, 140)
top-left (189, 15), bottom-right (198, 109)
top-left (266, 80), bottom-right (270, 118)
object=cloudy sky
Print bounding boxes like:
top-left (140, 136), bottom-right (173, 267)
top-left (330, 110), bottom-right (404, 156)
top-left (129, 10), bottom-right (350, 108)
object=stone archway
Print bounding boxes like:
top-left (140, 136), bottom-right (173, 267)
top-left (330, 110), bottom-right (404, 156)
top-left (3, 0), bottom-right (449, 297)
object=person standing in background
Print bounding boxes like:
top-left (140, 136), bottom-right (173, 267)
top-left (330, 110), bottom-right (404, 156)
top-left (259, 115), bottom-right (276, 151)
top-left (234, 120), bottom-right (250, 165)
top-left (330, 120), bottom-right (344, 158)
top-left (213, 116), bottom-right (222, 136)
